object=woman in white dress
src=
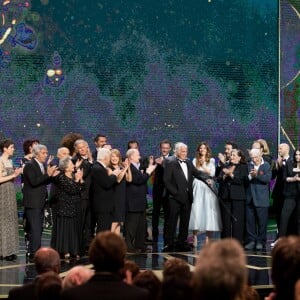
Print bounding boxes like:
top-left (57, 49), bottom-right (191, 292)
top-left (189, 142), bottom-right (222, 246)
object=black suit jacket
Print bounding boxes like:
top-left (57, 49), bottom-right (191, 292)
top-left (152, 157), bottom-right (168, 199)
top-left (126, 164), bottom-right (150, 212)
top-left (72, 154), bottom-right (92, 201)
top-left (8, 281), bottom-right (36, 300)
top-left (218, 163), bottom-right (248, 200)
top-left (283, 160), bottom-right (300, 198)
top-left (163, 156), bottom-right (209, 204)
top-left (23, 159), bottom-right (51, 208)
top-left (61, 273), bottom-right (149, 300)
top-left (272, 157), bottom-right (292, 199)
top-left (90, 162), bottom-right (117, 213)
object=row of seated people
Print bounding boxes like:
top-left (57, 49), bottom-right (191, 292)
top-left (8, 231), bottom-right (300, 300)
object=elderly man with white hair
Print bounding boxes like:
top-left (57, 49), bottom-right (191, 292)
top-left (244, 148), bottom-right (272, 251)
top-left (90, 148), bottom-right (121, 233)
top-left (163, 142), bottom-right (211, 252)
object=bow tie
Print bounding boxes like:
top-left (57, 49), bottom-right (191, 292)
top-left (178, 159), bottom-right (186, 164)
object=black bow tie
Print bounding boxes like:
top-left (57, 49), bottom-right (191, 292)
top-left (178, 159), bottom-right (186, 164)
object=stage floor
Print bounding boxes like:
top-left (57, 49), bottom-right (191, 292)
top-left (0, 224), bottom-right (276, 299)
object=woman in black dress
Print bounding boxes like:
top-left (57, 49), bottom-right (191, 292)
top-left (52, 157), bottom-right (84, 259)
top-left (109, 149), bottom-right (132, 235)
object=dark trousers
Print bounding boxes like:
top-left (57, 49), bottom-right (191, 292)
top-left (125, 211), bottom-right (146, 251)
top-left (95, 212), bottom-right (113, 233)
top-left (246, 201), bottom-right (268, 243)
top-left (221, 199), bottom-right (245, 244)
top-left (152, 192), bottom-right (169, 241)
top-left (24, 207), bottom-right (44, 254)
top-left (273, 193), bottom-right (284, 233)
top-left (80, 199), bottom-right (91, 253)
top-left (164, 198), bottom-right (191, 247)
top-left (279, 196), bottom-right (300, 237)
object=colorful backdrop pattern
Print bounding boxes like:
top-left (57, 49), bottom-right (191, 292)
top-left (0, 0), bottom-right (279, 158)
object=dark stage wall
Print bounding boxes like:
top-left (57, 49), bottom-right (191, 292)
top-left (0, 0), bottom-right (280, 158)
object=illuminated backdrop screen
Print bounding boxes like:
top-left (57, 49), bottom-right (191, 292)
top-left (0, 0), bottom-right (278, 158)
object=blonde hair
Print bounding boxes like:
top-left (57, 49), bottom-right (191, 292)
top-left (256, 139), bottom-right (270, 155)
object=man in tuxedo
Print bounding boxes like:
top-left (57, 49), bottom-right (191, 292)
top-left (8, 247), bottom-right (61, 300)
top-left (152, 139), bottom-right (172, 243)
top-left (23, 144), bottom-right (58, 258)
top-left (245, 149), bottom-right (272, 251)
top-left (163, 142), bottom-right (210, 252)
top-left (271, 143), bottom-right (291, 246)
top-left (72, 139), bottom-right (94, 253)
top-left (90, 148), bottom-right (120, 232)
top-left (61, 231), bottom-right (149, 300)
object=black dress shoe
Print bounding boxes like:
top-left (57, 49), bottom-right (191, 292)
top-left (255, 242), bottom-right (264, 251)
top-left (244, 241), bottom-right (256, 250)
top-left (162, 245), bottom-right (175, 252)
top-left (5, 254), bottom-right (17, 261)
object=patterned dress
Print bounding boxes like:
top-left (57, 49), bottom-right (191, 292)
top-left (0, 157), bottom-right (19, 257)
top-left (51, 174), bottom-right (82, 256)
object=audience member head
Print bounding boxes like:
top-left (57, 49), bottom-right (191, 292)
top-left (94, 134), bottom-right (107, 148)
top-left (249, 148), bottom-right (262, 166)
top-left (74, 139), bottom-right (89, 157)
top-left (196, 142), bottom-right (212, 165)
top-left (271, 236), bottom-right (300, 300)
top-left (23, 139), bottom-right (40, 155)
top-left (224, 141), bottom-right (238, 160)
top-left (161, 258), bottom-right (192, 300)
top-left (119, 260), bottom-right (140, 281)
top-left (126, 148), bottom-right (140, 164)
top-left (133, 270), bottom-right (161, 300)
top-left (97, 148), bottom-right (111, 166)
top-left (60, 133), bottom-right (83, 156)
top-left (278, 143), bottom-right (290, 158)
top-left (0, 139), bottom-right (14, 154)
top-left (62, 266), bottom-right (94, 290)
top-left (110, 149), bottom-right (123, 167)
top-left (174, 142), bottom-right (188, 161)
top-left (35, 271), bottom-right (62, 300)
top-left (34, 247), bottom-right (61, 275)
top-left (56, 147), bottom-right (70, 159)
top-left (256, 139), bottom-right (271, 155)
top-left (160, 140), bottom-right (172, 156)
top-left (88, 231), bottom-right (126, 273)
top-left (193, 238), bottom-right (247, 300)
top-left (32, 144), bottom-right (48, 164)
top-left (243, 285), bottom-right (260, 300)
top-left (293, 148), bottom-right (300, 164)
top-left (58, 157), bottom-right (74, 174)
top-left (230, 149), bottom-right (246, 165)
top-left (127, 140), bottom-right (139, 150)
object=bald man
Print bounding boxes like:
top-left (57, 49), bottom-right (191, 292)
top-left (8, 247), bottom-right (61, 300)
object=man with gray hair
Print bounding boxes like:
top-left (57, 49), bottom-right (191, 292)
top-left (72, 139), bottom-right (94, 254)
top-left (163, 142), bottom-right (211, 252)
top-left (245, 148), bottom-right (272, 251)
top-left (23, 144), bottom-right (59, 259)
top-left (90, 148), bottom-right (120, 232)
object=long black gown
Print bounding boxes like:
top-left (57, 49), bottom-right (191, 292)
top-left (52, 174), bottom-right (83, 256)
